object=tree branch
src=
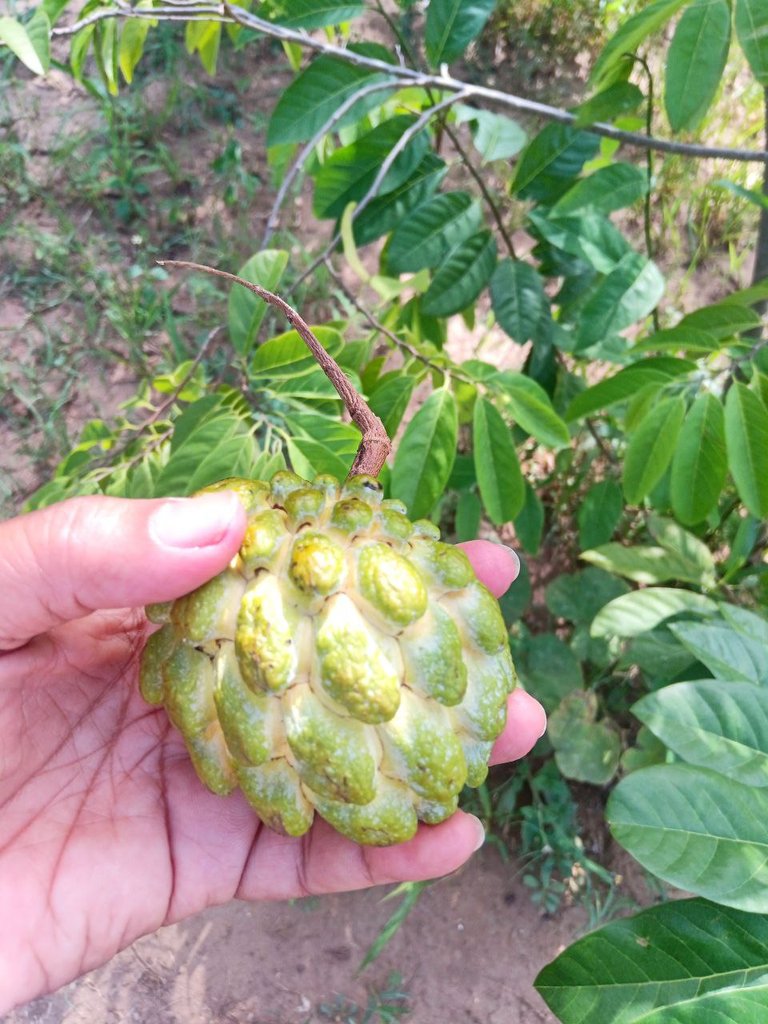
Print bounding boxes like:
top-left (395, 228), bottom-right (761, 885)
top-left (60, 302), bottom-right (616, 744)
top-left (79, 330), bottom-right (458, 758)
top-left (46, 3), bottom-right (768, 163)
top-left (156, 260), bottom-right (391, 477)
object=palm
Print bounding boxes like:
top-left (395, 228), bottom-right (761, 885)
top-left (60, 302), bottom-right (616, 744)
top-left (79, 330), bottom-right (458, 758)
top-left (0, 603), bottom-right (536, 1007)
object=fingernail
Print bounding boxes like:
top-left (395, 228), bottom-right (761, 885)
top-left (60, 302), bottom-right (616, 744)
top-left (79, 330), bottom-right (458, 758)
top-left (504, 546), bottom-right (521, 576)
top-left (468, 814), bottom-right (486, 852)
top-left (150, 492), bottom-right (240, 549)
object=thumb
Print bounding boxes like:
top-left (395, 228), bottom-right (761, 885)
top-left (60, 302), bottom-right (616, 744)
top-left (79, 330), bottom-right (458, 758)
top-left (0, 492), bottom-right (246, 651)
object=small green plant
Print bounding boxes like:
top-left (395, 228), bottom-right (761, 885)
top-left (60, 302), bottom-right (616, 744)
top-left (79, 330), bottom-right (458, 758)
top-left (314, 972), bottom-right (410, 1024)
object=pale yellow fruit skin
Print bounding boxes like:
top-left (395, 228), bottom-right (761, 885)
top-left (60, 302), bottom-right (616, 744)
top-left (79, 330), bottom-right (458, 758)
top-left (140, 472), bottom-right (517, 846)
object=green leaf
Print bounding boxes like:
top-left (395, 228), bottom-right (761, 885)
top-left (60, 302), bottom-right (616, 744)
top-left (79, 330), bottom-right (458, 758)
top-left (715, 178), bottom-right (768, 210)
top-left (493, 371), bottom-right (570, 448)
top-left (529, 209), bottom-right (632, 274)
top-left (313, 115), bottom-right (428, 219)
top-left (353, 152), bottom-right (447, 245)
top-left (0, 14), bottom-right (48, 74)
top-left (421, 230), bottom-right (497, 317)
top-left (512, 124), bottom-right (600, 199)
top-left (665, 0), bottom-right (731, 131)
top-left (623, 625), bottom-right (699, 680)
top-left (472, 397), bottom-right (524, 525)
top-left (565, 357), bottom-right (694, 421)
top-left (552, 163), bottom-right (648, 216)
top-left (156, 413), bottom-right (256, 497)
top-left (575, 252), bottom-right (665, 352)
top-left (424, 0), bottom-right (495, 66)
top-left (118, 13), bottom-right (151, 84)
top-left (591, 0), bottom-right (689, 88)
top-left (721, 605), bottom-right (768, 645)
top-left (635, 681), bottom-right (768, 787)
top-left (623, 395), bottom-right (685, 504)
top-left (390, 388), bottom-right (458, 519)
top-left (94, 17), bottom-right (119, 95)
top-left (631, 325), bottom-right (722, 354)
top-left (582, 543), bottom-right (712, 587)
top-left (577, 479), bottom-right (623, 549)
top-left (490, 259), bottom-right (548, 345)
top-left (514, 480), bottom-right (544, 554)
top-left (185, 20), bottom-right (220, 76)
top-left (546, 567), bottom-right (630, 624)
top-left (677, 301), bottom-right (762, 339)
top-left (667, 391), bottom-right (729, 524)
top-left (591, 586), bottom-right (718, 638)
top-left (287, 437), bottom-right (351, 479)
top-left (648, 513), bottom-right (717, 578)
top-left (725, 382), bottom-right (768, 518)
top-left (608, 763), bottom-right (768, 911)
top-left (736, 0), bottom-right (768, 85)
top-left (535, 898), bottom-right (768, 1023)
top-left (549, 690), bottom-right (620, 785)
top-left (571, 81), bottom-right (645, 126)
top-left (460, 107), bottom-right (528, 161)
top-left (251, 327), bottom-right (343, 379)
top-left (70, 23), bottom-right (95, 80)
top-left (26, 9), bottom-right (51, 73)
top-left (455, 489), bottom-right (482, 541)
top-left (265, 0), bottom-right (365, 29)
top-left (228, 250), bottom-right (289, 357)
top-left (669, 621), bottom-right (768, 685)
top-left (267, 45), bottom-right (395, 145)
top-left (517, 634), bottom-right (583, 712)
top-left (367, 375), bottom-right (415, 437)
top-left (387, 192), bottom-right (482, 274)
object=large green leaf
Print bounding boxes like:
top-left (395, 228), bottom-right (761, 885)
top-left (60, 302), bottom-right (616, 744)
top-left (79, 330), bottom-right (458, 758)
top-left (721, 605), bottom-right (768, 645)
top-left (490, 259), bottom-right (549, 345)
top-left (670, 392), bottom-right (727, 525)
top-left (312, 115), bottom-right (428, 219)
top-left (250, 327), bottom-right (343, 378)
top-left (669, 621), bottom-right (768, 684)
top-left (227, 251), bottom-right (289, 357)
top-left (591, 0), bottom-right (689, 87)
top-left (665, 0), bottom-right (731, 131)
top-left (493, 371), bottom-right (570, 448)
top-left (608, 763), bottom-right (768, 911)
top-left (512, 124), bottom-right (600, 199)
top-left (623, 395), bottom-right (686, 504)
top-left (571, 81), bottom-right (645, 126)
top-left (552, 164), bottom-right (648, 217)
top-left (591, 586), bottom-right (718, 638)
top-left (517, 634), bottom-right (583, 711)
top-left (546, 567), bottom-right (630, 624)
top-left (514, 480), bottom-right (544, 554)
top-left (536, 898), bottom-right (768, 1023)
top-left (635, 681), bottom-right (768, 787)
top-left (582, 543), bottom-right (712, 586)
top-left (725, 383), bottom-right (768, 518)
top-left (390, 388), bottom-right (458, 519)
top-left (353, 152), bottom-right (447, 245)
top-left (424, 0), bottom-right (495, 66)
top-left (472, 397), bottom-right (524, 524)
top-left (0, 13), bottom-right (49, 74)
top-left (549, 690), bottom-right (621, 785)
top-left (421, 230), bottom-right (497, 317)
top-left (565, 357), bottom-right (694, 421)
top-left (267, 45), bottom-right (395, 145)
top-left (631, 325), bottom-right (722, 354)
top-left (736, 0), bottom-right (768, 84)
top-left (575, 252), bottom-right (665, 351)
top-left (155, 412), bottom-right (256, 496)
top-left (387, 192), bottom-right (482, 274)
top-left (265, 0), bottom-right (365, 29)
top-left (677, 301), bottom-right (762, 339)
top-left (647, 515), bottom-right (717, 582)
top-left (530, 210), bottom-right (632, 274)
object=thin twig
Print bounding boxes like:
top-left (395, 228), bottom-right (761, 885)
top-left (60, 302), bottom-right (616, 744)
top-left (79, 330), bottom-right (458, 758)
top-left (157, 260), bottom-right (391, 476)
top-left (46, 4), bottom-right (768, 163)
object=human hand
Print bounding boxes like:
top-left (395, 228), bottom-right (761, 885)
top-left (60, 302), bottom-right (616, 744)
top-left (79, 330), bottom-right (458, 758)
top-left (0, 493), bottom-right (546, 1011)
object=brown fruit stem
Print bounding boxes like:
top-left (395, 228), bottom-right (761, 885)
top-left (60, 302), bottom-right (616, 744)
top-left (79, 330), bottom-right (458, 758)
top-left (157, 260), bottom-right (392, 479)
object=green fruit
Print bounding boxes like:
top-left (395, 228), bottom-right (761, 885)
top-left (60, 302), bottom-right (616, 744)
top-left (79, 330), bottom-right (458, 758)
top-left (140, 471), bottom-right (517, 846)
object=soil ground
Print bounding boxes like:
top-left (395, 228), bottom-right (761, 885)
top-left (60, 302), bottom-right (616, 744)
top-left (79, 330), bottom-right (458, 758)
top-left (6, 850), bottom-right (584, 1024)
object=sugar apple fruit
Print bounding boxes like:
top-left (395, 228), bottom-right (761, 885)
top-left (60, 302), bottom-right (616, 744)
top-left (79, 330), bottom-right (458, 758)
top-left (140, 471), bottom-right (517, 846)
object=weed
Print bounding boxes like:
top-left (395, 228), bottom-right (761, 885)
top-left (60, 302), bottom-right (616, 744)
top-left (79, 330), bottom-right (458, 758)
top-left (313, 972), bottom-right (410, 1024)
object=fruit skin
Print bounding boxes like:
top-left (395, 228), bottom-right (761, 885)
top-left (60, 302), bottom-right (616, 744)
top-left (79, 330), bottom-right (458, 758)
top-left (140, 471), bottom-right (517, 846)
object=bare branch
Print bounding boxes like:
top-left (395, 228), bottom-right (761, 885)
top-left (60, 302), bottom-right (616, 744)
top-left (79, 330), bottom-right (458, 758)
top-left (47, 3), bottom-right (768, 163)
top-left (157, 259), bottom-right (391, 477)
